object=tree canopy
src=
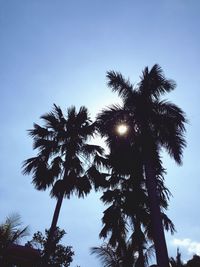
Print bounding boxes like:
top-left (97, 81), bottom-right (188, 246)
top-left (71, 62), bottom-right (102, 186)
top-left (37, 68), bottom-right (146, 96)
top-left (26, 227), bottom-right (74, 267)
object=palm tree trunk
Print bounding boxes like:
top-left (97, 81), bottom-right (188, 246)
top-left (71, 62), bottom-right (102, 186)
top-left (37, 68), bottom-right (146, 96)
top-left (144, 160), bottom-right (169, 267)
top-left (43, 191), bottom-right (64, 263)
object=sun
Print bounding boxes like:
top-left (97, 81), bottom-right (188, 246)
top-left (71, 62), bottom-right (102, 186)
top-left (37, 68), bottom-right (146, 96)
top-left (116, 123), bottom-right (128, 135)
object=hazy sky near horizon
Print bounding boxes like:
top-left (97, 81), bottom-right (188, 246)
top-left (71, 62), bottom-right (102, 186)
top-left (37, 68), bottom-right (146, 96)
top-left (0, 1), bottom-right (200, 266)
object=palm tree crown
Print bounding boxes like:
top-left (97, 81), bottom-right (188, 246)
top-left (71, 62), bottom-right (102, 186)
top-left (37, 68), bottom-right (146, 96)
top-left (0, 214), bottom-right (29, 251)
top-left (98, 65), bottom-right (186, 167)
top-left (23, 104), bottom-right (104, 198)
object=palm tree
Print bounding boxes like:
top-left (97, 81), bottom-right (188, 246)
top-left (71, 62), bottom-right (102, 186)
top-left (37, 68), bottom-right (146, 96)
top-left (91, 239), bottom-right (155, 267)
top-left (22, 104), bottom-right (104, 261)
top-left (97, 65), bottom-right (186, 267)
top-left (0, 213), bottom-right (29, 254)
top-left (91, 243), bottom-right (123, 267)
top-left (91, 241), bottom-right (137, 267)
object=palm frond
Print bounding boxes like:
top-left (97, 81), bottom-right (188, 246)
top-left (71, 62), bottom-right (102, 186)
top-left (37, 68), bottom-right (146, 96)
top-left (49, 156), bottom-right (63, 178)
top-left (81, 144), bottom-right (104, 159)
top-left (59, 173), bottom-right (77, 198)
top-left (28, 123), bottom-right (50, 139)
top-left (87, 165), bottom-right (109, 190)
top-left (33, 138), bottom-right (58, 153)
top-left (40, 111), bottom-right (60, 130)
top-left (53, 103), bottom-right (64, 121)
top-left (100, 205), bottom-right (127, 247)
top-left (0, 213), bottom-right (29, 248)
top-left (66, 106), bottom-right (77, 122)
top-left (139, 64), bottom-right (176, 99)
top-left (93, 154), bottom-right (110, 169)
top-left (22, 156), bottom-right (55, 190)
top-left (77, 106), bottom-right (90, 125)
top-left (161, 213), bottom-right (176, 234)
top-left (161, 129), bottom-right (186, 165)
top-left (32, 169), bottom-right (53, 191)
top-left (107, 71), bottom-right (134, 102)
top-left (22, 156), bottom-right (44, 175)
top-left (101, 190), bottom-right (121, 204)
top-left (154, 100), bottom-right (187, 128)
top-left (90, 244), bottom-right (119, 267)
top-left (75, 175), bottom-right (92, 197)
top-left (11, 226), bottom-right (30, 244)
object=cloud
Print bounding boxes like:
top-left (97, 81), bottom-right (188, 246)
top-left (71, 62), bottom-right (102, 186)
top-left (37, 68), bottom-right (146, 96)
top-left (172, 238), bottom-right (200, 255)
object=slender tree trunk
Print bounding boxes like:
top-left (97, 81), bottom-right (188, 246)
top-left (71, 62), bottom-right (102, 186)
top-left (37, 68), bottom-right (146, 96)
top-left (43, 191), bottom-right (64, 263)
top-left (144, 160), bottom-right (169, 267)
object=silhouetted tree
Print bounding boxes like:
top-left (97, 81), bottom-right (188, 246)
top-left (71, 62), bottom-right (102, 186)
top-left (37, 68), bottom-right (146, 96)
top-left (97, 65), bottom-right (186, 267)
top-left (186, 254), bottom-right (200, 267)
top-left (91, 240), bottom-right (155, 267)
top-left (99, 175), bottom-right (149, 267)
top-left (91, 243), bottom-right (124, 267)
top-left (0, 214), bottom-right (29, 266)
top-left (22, 104), bottom-right (104, 261)
top-left (99, 172), bottom-right (175, 267)
top-left (0, 214), bottom-right (29, 254)
top-left (26, 227), bottom-right (74, 267)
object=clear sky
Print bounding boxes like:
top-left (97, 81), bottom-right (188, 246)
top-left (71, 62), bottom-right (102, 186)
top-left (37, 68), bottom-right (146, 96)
top-left (0, 0), bottom-right (200, 266)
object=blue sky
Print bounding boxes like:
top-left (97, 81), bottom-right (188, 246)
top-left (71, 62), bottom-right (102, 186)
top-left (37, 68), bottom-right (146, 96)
top-left (0, 0), bottom-right (200, 266)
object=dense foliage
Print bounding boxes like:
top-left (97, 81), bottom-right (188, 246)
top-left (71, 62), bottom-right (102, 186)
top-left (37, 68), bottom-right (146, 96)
top-left (170, 250), bottom-right (200, 267)
top-left (26, 227), bottom-right (74, 267)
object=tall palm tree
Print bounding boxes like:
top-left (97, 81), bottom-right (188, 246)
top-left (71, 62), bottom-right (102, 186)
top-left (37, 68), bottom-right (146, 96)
top-left (97, 65), bottom-right (186, 267)
top-left (22, 104), bottom-right (104, 260)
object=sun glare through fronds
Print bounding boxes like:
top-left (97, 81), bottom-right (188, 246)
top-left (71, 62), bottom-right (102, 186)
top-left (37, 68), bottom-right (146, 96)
top-left (116, 123), bottom-right (128, 135)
